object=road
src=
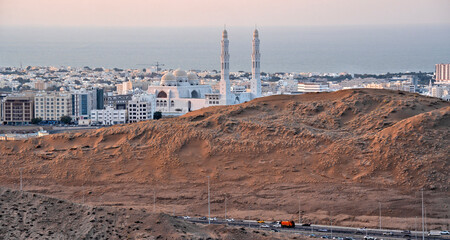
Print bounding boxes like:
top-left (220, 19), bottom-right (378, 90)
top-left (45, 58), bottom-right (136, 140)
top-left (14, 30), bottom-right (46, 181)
top-left (183, 217), bottom-right (450, 240)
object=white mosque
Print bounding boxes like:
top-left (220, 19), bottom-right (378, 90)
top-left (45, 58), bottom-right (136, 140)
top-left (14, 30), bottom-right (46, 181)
top-left (147, 28), bottom-right (262, 116)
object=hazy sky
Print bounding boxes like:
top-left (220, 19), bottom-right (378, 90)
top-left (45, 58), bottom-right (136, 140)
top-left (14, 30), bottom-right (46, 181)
top-left (1, 0), bottom-right (449, 27)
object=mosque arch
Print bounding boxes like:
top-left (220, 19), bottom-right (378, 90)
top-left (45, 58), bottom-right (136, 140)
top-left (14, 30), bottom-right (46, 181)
top-left (157, 91), bottom-right (167, 98)
top-left (191, 90), bottom-right (199, 98)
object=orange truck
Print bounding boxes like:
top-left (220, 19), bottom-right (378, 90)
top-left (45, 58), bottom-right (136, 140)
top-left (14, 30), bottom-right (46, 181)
top-left (280, 220), bottom-right (295, 228)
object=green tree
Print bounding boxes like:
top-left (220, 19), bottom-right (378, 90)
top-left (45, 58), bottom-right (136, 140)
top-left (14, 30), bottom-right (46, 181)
top-left (31, 117), bottom-right (43, 124)
top-left (60, 115), bottom-right (72, 124)
top-left (153, 111), bottom-right (162, 120)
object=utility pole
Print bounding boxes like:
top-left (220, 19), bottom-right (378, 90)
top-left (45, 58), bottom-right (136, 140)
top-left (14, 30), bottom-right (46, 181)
top-left (299, 198), bottom-right (301, 224)
top-left (207, 176), bottom-right (210, 225)
top-left (19, 168), bottom-right (23, 191)
top-left (379, 202), bottom-right (382, 230)
top-left (421, 189), bottom-right (425, 240)
top-left (153, 189), bottom-right (156, 213)
top-left (225, 195), bottom-right (227, 220)
top-left (331, 218), bottom-right (333, 239)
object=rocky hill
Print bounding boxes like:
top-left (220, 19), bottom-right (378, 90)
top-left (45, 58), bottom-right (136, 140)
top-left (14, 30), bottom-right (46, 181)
top-left (0, 187), bottom-right (296, 239)
top-left (0, 89), bottom-right (448, 229)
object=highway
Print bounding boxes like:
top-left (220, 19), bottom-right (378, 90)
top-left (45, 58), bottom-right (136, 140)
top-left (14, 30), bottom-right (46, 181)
top-left (183, 217), bottom-right (450, 240)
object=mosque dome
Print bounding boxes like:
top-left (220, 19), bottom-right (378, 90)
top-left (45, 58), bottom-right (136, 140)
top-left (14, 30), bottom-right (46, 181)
top-left (160, 72), bottom-right (176, 86)
top-left (173, 69), bottom-right (188, 77)
top-left (187, 72), bottom-right (199, 85)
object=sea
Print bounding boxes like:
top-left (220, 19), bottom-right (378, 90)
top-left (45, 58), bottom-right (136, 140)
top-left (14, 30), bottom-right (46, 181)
top-left (1, 25), bottom-right (449, 74)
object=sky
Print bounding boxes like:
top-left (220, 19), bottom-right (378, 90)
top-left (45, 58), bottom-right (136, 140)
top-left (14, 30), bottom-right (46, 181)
top-left (0, 0), bottom-right (449, 27)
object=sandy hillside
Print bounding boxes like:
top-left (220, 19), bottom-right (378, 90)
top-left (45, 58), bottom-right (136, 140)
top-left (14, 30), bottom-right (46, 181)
top-left (0, 89), bottom-right (449, 229)
top-left (0, 187), bottom-right (300, 239)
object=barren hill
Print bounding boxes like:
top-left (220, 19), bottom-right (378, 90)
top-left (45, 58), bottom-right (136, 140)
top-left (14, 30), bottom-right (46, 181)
top-left (0, 187), bottom-right (293, 239)
top-left (0, 89), bottom-right (449, 229)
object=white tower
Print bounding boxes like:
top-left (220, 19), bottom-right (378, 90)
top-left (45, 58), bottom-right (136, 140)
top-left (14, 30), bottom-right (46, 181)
top-left (220, 29), bottom-right (232, 105)
top-left (251, 28), bottom-right (262, 98)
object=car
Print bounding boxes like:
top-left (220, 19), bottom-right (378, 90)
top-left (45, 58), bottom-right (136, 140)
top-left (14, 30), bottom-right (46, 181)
top-left (208, 217), bottom-right (217, 221)
top-left (226, 218), bottom-right (235, 222)
top-left (309, 234), bottom-right (317, 238)
top-left (302, 223), bottom-right (311, 226)
top-left (272, 224), bottom-right (282, 228)
top-left (271, 229), bottom-right (280, 232)
top-left (261, 224), bottom-right (270, 228)
top-left (199, 216), bottom-right (207, 220)
top-left (183, 216), bottom-right (191, 219)
top-left (321, 236), bottom-right (331, 239)
top-left (318, 229), bottom-right (328, 232)
top-left (383, 232), bottom-right (393, 236)
top-left (257, 220), bottom-right (265, 223)
top-left (401, 230), bottom-right (411, 234)
top-left (441, 231), bottom-right (450, 235)
top-left (364, 236), bottom-right (377, 240)
top-left (344, 237), bottom-right (355, 240)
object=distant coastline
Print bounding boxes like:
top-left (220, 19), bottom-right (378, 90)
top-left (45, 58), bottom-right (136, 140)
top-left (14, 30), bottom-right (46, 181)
top-left (1, 25), bottom-right (449, 74)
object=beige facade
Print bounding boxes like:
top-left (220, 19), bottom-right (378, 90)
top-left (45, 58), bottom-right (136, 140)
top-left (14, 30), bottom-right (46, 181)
top-left (436, 64), bottom-right (450, 82)
top-left (34, 92), bottom-right (72, 121)
top-left (2, 95), bottom-right (34, 124)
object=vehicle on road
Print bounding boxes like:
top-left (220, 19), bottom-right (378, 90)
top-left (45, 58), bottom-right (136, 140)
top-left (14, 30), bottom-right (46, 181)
top-left (309, 234), bottom-right (317, 238)
top-left (183, 216), bottom-right (191, 219)
top-left (280, 220), bottom-right (295, 228)
top-left (226, 218), bottom-right (235, 222)
top-left (199, 216), bottom-right (207, 220)
top-left (208, 217), bottom-right (217, 221)
top-left (302, 223), bottom-right (311, 226)
top-left (261, 224), bottom-right (270, 228)
top-left (382, 232), bottom-right (393, 236)
top-left (357, 228), bottom-right (367, 234)
top-left (428, 231), bottom-right (441, 236)
top-left (257, 220), bottom-right (265, 223)
top-left (318, 229), bottom-right (328, 232)
top-left (344, 237), bottom-right (355, 240)
top-left (441, 231), bottom-right (449, 235)
top-left (364, 236), bottom-right (377, 240)
top-left (272, 224), bottom-right (281, 228)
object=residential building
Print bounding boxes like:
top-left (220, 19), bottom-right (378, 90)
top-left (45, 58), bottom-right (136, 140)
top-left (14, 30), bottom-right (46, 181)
top-left (104, 94), bottom-right (132, 110)
top-left (2, 95), bottom-right (34, 125)
top-left (127, 93), bottom-right (156, 123)
top-left (91, 106), bottom-right (126, 125)
top-left (436, 64), bottom-right (450, 83)
top-left (297, 82), bottom-right (330, 93)
top-left (34, 92), bottom-right (72, 122)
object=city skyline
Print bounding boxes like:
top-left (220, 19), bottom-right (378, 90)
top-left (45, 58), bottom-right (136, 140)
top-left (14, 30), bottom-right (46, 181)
top-left (1, 0), bottom-right (449, 27)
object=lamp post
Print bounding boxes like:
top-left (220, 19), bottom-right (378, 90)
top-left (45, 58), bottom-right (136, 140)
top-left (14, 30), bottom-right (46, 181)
top-left (207, 176), bottom-right (210, 225)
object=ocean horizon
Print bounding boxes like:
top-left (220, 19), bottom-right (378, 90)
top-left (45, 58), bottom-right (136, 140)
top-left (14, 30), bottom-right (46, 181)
top-left (1, 25), bottom-right (449, 74)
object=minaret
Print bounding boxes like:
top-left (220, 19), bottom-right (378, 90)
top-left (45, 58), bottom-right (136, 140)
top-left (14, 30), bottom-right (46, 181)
top-left (220, 28), bottom-right (232, 105)
top-left (251, 28), bottom-right (261, 98)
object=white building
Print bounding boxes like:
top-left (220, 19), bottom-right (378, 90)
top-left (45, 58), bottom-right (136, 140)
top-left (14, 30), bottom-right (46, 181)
top-left (34, 92), bottom-right (72, 122)
top-left (297, 82), bottom-right (330, 93)
top-left (91, 106), bottom-right (126, 125)
top-left (127, 93), bottom-right (156, 123)
top-left (147, 28), bottom-right (262, 116)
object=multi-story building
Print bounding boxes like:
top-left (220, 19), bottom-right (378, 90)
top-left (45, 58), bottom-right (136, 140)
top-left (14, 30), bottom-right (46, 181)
top-left (104, 94), bottom-right (132, 110)
top-left (297, 82), bottom-right (330, 93)
top-left (0, 93), bottom-right (7, 124)
top-left (91, 106), bottom-right (126, 125)
top-left (436, 64), bottom-right (450, 83)
top-left (71, 89), bottom-right (98, 121)
top-left (34, 92), bottom-right (72, 122)
top-left (2, 95), bottom-right (34, 125)
top-left (127, 93), bottom-right (156, 123)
